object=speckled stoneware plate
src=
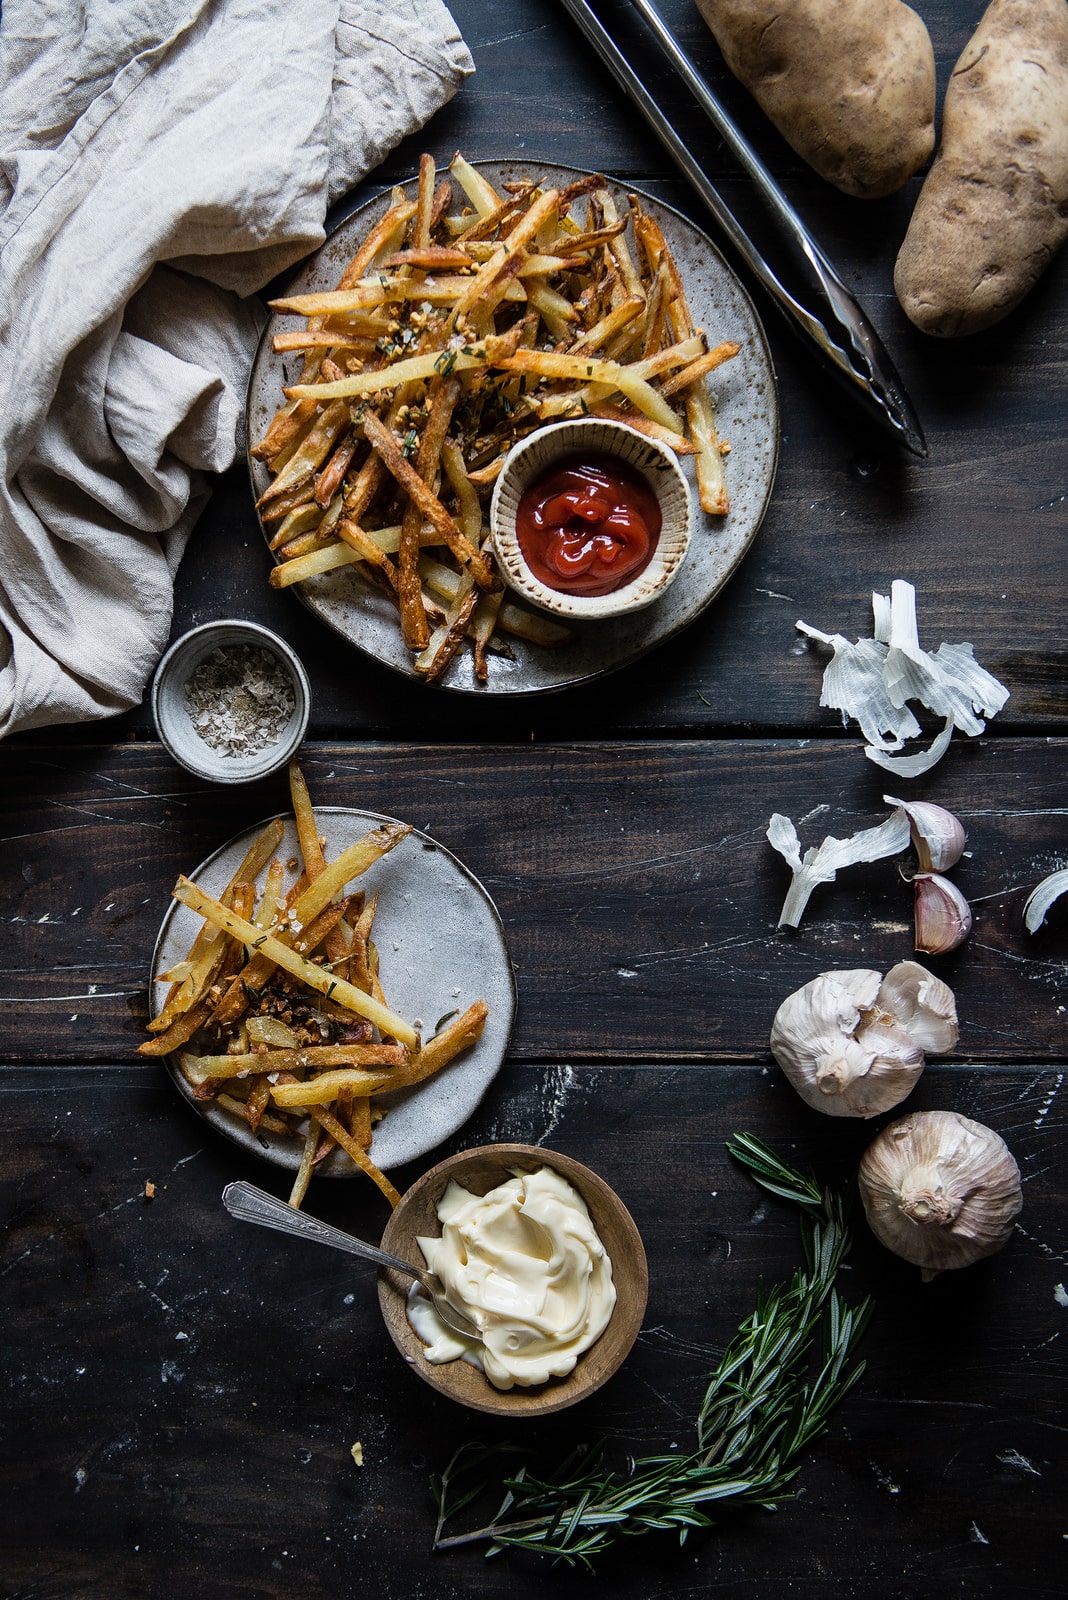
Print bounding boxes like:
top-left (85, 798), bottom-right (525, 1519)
top-left (150, 809), bottom-right (516, 1173)
top-left (246, 159), bottom-right (779, 694)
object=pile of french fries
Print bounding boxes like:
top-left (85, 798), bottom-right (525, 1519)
top-left (140, 763), bottom-right (488, 1208)
top-left (254, 151), bottom-right (740, 682)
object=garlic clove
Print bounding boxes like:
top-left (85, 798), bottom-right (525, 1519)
top-left (914, 872), bottom-right (972, 954)
top-left (858, 1110), bottom-right (1022, 1278)
top-left (876, 960), bottom-right (959, 1054)
top-left (883, 794), bottom-right (966, 873)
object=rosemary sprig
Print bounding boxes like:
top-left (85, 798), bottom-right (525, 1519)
top-left (431, 1135), bottom-right (871, 1568)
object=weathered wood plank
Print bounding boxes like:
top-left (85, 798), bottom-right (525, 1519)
top-left (11, 2), bottom-right (1065, 745)
top-left (1, 1062), bottom-right (1062, 1599)
top-left (1, 742), bottom-right (1065, 1064)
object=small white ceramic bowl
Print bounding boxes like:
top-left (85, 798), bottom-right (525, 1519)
top-left (489, 417), bottom-right (691, 622)
top-left (151, 620), bottom-right (310, 784)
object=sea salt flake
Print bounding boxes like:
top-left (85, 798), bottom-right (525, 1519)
top-left (184, 645), bottom-right (294, 758)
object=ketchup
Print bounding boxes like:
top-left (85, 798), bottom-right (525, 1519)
top-left (515, 452), bottom-right (661, 597)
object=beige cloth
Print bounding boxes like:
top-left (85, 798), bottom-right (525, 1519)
top-left (0, 0), bottom-right (473, 736)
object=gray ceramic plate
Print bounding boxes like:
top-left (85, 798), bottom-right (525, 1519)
top-left (246, 159), bottom-right (780, 694)
top-left (150, 809), bottom-right (516, 1173)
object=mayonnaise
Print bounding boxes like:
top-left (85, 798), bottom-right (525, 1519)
top-left (408, 1166), bottom-right (616, 1390)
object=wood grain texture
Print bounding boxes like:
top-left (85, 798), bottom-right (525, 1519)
top-left (2, 741), bottom-right (1065, 1065)
top-left (9, 2), bottom-right (1065, 745)
top-left (1, 1062), bottom-right (1062, 1600)
top-left (2, 2), bottom-right (1066, 1596)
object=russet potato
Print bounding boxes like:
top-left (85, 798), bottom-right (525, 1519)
top-left (895, 0), bottom-right (1068, 337)
top-left (695, 0), bottom-right (936, 198)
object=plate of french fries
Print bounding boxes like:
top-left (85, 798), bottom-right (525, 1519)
top-left (141, 765), bottom-right (516, 1207)
top-left (247, 153), bottom-right (779, 692)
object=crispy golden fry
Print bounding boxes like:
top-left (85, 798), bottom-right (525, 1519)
top-left (289, 1121), bottom-right (319, 1208)
top-left (179, 1045), bottom-right (404, 1084)
top-left (398, 375), bottom-right (462, 649)
top-left (363, 411), bottom-right (493, 586)
top-left (258, 152), bottom-right (741, 680)
top-left (395, 1001), bottom-right (490, 1089)
top-left (148, 767), bottom-right (489, 1211)
top-left (171, 877), bottom-right (419, 1048)
top-left (414, 152), bottom-right (436, 251)
top-left (310, 1108), bottom-right (401, 1207)
top-left (269, 1068), bottom-right (394, 1108)
top-left (290, 759), bottom-right (325, 877)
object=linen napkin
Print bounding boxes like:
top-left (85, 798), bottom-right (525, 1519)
top-left (0, 0), bottom-right (473, 737)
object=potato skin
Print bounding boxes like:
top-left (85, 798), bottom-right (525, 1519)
top-left (695, 0), bottom-right (936, 198)
top-left (894, 0), bottom-right (1068, 337)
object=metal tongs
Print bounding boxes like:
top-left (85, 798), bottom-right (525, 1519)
top-left (558, 0), bottom-right (926, 456)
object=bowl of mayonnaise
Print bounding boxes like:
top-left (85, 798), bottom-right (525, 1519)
top-left (377, 1144), bottom-right (648, 1417)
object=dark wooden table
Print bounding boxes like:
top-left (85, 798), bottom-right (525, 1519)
top-left (2, 3), bottom-right (1065, 1596)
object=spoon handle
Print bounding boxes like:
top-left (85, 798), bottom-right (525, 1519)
top-left (222, 1179), bottom-right (421, 1281)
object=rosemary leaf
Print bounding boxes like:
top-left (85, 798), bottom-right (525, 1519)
top-left (432, 1135), bottom-right (871, 1567)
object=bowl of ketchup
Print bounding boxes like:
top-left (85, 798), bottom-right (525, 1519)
top-left (490, 418), bottom-right (691, 621)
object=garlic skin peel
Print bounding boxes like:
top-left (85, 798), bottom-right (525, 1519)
top-left (1024, 867), bottom-right (1068, 933)
top-left (770, 960), bottom-right (958, 1118)
top-left (859, 1110), bottom-right (1022, 1279)
top-left (797, 581), bottom-right (1009, 776)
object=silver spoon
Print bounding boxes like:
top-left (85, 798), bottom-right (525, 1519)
top-left (221, 1179), bottom-right (479, 1338)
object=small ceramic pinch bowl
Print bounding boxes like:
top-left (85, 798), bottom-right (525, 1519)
top-left (151, 619), bottom-right (310, 784)
top-left (489, 417), bottom-right (691, 622)
top-left (378, 1143), bottom-right (648, 1417)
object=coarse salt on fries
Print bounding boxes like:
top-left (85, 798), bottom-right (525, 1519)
top-left (143, 764), bottom-right (490, 1207)
top-left (255, 152), bottom-right (740, 683)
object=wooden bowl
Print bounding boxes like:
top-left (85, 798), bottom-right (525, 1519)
top-left (377, 1143), bottom-right (648, 1417)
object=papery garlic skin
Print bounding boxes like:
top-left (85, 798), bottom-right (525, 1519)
top-left (1024, 867), bottom-right (1068, 933)
top-left (859, 1110), bottom-right (1022, 1279)
top-left (884, 795), bottom-right (966, 873)
top-left (876, 960), bottom-right (958, 1053)
top-left (770, 961), bottom-right (958, 1118)
top-left (767, 805), bottom-right (911, 928)
top-left (797, 581), bottom-right (1009, 777)
top-left (914, 873), bottom-right (973, 954)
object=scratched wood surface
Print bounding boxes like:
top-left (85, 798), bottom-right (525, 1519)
top-left (15, 1), bottom-right (1067, 746)
top-left (1, 1064), bottom-right (1063, 1600)
top-left (2, 0), bottom-right (1067, 1595)
top-left (1, 740), bottom-right (1066, 1064)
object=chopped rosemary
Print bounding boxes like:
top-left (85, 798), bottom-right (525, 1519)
top-left (431, 1134), bottom-right (871, 1568)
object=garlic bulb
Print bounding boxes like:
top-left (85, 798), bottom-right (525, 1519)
top-left (859, 1110), bottom-right (1022, 1279)
top-left (914, 872), bottom-right (972, 954)
top-left (770, 960), bottom-right (958, 1118)
top-left (884, 794), bottom-right (966, 873)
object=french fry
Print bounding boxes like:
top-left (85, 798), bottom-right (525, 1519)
top-left (178, 1044), bottom-right (404, 1084)
top-left (310, 1108), bottom-right (400, 1207)
top-left (362, 412), bottom-right (493, 586)
top-left (258, 151), bottom-right (741, 682)
top-left (269, 1068), bottom-right (394, 1108)
top-left (289, 1121), bottom-right (319, 1208)
top-left (171, 877), bottom-right (419, 1048)
top-left (394, 1001), bottom-right (489, 1089)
